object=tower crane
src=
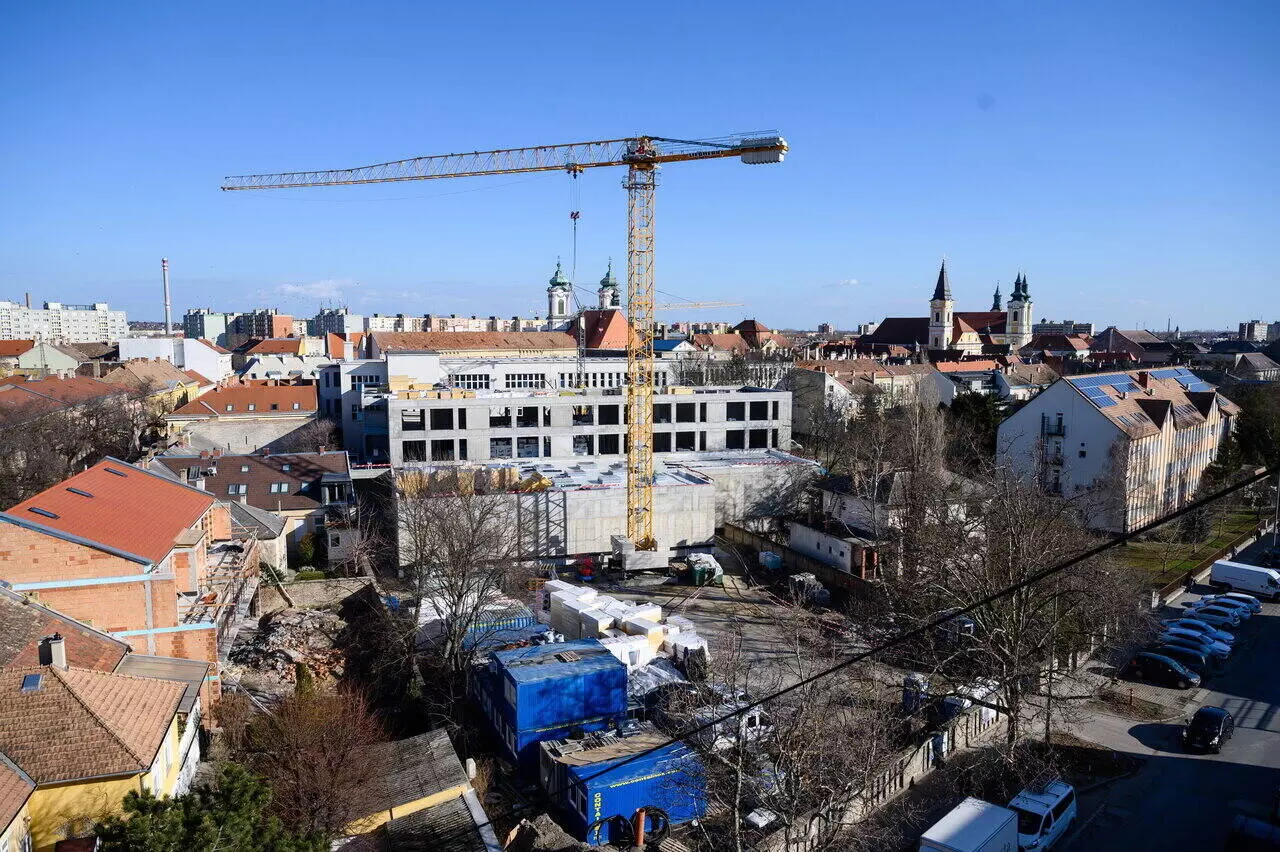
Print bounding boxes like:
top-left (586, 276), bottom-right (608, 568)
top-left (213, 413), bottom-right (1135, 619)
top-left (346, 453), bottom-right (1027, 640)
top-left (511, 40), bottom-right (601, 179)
top-left (222, 133), bottom-right (787, 550)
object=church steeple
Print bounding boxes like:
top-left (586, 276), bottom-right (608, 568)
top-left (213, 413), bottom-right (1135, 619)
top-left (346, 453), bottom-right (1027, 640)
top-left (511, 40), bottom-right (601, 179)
top-left (547, 258), bottom-right (572, 325)
top-left (991, 282), bottom-right (1003, 312)
top-left (1007, 270), bottom-right (1033, 348)
top-left (597, 258), bottom-right (620, 309)
top-left (932, 260), bottom-right (952, 301)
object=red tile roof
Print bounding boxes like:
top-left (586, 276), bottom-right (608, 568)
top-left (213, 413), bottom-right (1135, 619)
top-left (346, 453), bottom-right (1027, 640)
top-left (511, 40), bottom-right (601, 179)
top-left (183, 369), bottom-right (214, 385)
top-left (935, 359), bottom-right (1000, 373)
top-left (170, 384), bottom-right (318, 418)
top-left (575, 309), bottom-right (633, 350)
top-left (0, 666), bottom-right (184, 784)
top-left (0, 377), bottom-right (126, 425)
top-left (3, 460), bottom-right (215, 565)
top-left (196, 338), bottom-right (231, 354)
top-left (372, 331), bottom-right (577, 353)
top-left (0, 341), bottom-right (35, 358)
top-left (0, 587), bottom-right (130, 672)
top-left (247, 338), bottom-right (303, 355)
top-left (0, 753), bottom-right (33, 835)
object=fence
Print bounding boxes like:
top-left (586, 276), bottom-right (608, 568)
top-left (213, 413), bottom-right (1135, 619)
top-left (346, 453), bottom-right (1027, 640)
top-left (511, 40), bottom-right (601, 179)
top-left (721, 523), bottom-right (873, 595)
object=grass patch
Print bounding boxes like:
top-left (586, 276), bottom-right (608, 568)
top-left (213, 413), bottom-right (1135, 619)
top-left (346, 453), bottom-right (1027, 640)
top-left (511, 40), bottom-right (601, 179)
top-left (1125, 509), bottom-right (1264, 589)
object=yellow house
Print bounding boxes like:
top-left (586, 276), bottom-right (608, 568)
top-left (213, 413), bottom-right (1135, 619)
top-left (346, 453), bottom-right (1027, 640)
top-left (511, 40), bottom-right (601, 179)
top-left (0, 753), bottom-right (35, 852)
top-left (101, 358), bottom-right (203, 412)
top-left (0, 662), bottom-right (186, 852)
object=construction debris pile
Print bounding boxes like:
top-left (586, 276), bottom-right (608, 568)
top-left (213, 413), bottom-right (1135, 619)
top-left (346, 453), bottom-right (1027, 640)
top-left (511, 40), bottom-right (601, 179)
top-left (227, 607), bottom-right (345, 693)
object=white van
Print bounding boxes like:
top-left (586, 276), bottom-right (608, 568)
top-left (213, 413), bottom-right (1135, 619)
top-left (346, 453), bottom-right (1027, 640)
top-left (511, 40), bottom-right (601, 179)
top-left (1008, 780), bottom-right (1076, 850)
top-left (1209, 560), bottom-right (1280, 602)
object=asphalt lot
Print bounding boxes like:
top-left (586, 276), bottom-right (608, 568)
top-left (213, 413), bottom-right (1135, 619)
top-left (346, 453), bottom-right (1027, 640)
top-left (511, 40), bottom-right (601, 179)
top-left (1064, 533), bottom-right (1280, 851)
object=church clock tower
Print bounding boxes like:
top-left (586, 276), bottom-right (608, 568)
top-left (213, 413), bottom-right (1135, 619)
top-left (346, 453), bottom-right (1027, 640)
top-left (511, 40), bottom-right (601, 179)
top-left (927, 260), bottom-right (954, 350)
top-left (547, 260), bottom-right (572, 327)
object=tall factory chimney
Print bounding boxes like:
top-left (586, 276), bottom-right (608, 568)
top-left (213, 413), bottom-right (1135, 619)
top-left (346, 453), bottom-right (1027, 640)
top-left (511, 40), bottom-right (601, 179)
top-left (161, 257), bottom-right (172, 335)
top-left (24, 292), bottom-right (31, 309)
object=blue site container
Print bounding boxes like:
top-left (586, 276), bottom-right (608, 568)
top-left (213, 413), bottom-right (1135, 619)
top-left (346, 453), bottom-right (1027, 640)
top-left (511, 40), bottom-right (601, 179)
top-left (474, 639), bottom-right (628, 768)
top-left (540, 723), bottom-right (706, 845)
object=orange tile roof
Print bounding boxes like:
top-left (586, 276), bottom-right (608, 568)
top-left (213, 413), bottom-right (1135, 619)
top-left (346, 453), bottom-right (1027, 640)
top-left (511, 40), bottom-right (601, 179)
top-left (372, 331), bottom-right (577, 353)
top-left (0, 377), bottom-right (126, 425)
top-left (935, 359), bottom-right (1000, 373)
top-left (0, 753), bottom-right (33, 834)
top-left (0, 341), bottom-right (35, 358)
top-left (0, 666), bottom-right (183, 784)
top-left (170, 383), bottom-right (318, 418)
top-left (692, 333), bottom-right (750, 353)
top-left (183, 369), bottom-right (214, 385)
top-left (576, 309), bottom-right (633, 350)
top-left (3, 459), bottom-right (214, 565)
top-left (247, 338), bottom-right (303, 355)
top-left (196, 338), bottom-right (231, 354)
top-left (102, 358), bottom-right (196, 391)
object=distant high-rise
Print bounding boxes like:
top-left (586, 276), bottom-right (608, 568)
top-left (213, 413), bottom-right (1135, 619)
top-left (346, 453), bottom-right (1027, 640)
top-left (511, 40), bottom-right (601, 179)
top-left (183, 308), bottom-right (235, 346)
top-left (0, 300), bottom-right (128, 343)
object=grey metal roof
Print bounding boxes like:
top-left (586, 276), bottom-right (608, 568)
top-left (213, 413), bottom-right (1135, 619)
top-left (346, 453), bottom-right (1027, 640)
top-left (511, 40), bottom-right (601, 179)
top-left (113, 654), bottom-right (211, 714)
top-left (353, 730), bottom-right (470, 821)
top-left (385, 795), bottom-right (489, 852)
top-left (229, 500), bottom-right (287, 538)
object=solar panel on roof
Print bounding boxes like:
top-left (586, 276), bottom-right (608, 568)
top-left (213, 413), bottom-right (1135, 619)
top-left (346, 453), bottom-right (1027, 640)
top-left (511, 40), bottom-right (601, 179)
top-left (1095, 397), bottom-right (1118, 408)
top-left (1150, 368), bottom-right (1180, 379)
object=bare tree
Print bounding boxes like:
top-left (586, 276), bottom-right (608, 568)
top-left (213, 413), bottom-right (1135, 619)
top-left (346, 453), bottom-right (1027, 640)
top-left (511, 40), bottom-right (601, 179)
top-left (270, 417), bottom-right (340, 454)
top-left (238, 687), bottom-right (387, 839)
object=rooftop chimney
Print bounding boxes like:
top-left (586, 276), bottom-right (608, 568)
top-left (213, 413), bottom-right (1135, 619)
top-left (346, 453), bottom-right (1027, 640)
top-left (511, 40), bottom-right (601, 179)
top-left (41, 633), bottom-right (67, 669)
top-left (161, 258), bottom-right (173, 336)
top-left (1136, 370), bottom-right (1150, 389)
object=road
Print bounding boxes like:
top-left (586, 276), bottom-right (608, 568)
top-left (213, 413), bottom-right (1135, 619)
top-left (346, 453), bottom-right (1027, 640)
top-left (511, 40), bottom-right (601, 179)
top-left (1064, 534), bottom-right (1280, 850)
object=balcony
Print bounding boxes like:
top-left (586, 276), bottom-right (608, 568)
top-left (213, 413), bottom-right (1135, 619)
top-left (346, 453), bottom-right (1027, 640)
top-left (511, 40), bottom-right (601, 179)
top-left (1041, 415), bottom-right (1066, 437)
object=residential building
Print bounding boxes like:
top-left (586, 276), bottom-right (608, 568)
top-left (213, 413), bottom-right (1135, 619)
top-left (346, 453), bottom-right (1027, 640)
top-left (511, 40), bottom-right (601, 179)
top-left (324, 332), bottom-right (367, 361)
top-left (817, 322), bottom-right (835, 335)
top-left (182, 309), bottom-right (234, 347)
top-left (787, 518), bottom-right (878, 577)
top-left (994, 362), bottom-right (1058, 401)
top-left (101, 359), bottom-right (204, 411)
top-left (240, 353), bottom-right (334, 381)
top-left (1238, 319), bottom-right (1277, 343)
top-left (471, 639), bottom-right (628, 768)
top-left (1226, 352), bottom-right (1280, 383)
top-left (0, 658), bottom-right (190, 851)
top-left (539, 722), bottom-right (704, 844)
top-left (862, 263), bottom-right (1035, 355)
top-left (116, 336), bottom-right (234, 381)
top-left (310, 307), bottom-right (365, 336)
top-left (818, 469), bottom-right (984, 544)
top-left (369, 330), bottom-right (579, 361)
top-left (166, 382), bottom-right (320, 454)
top-left (0, 753), bottom-right (33, 852)
top-left (0, 460), bottom-right (259, 705)
top-left (0, 585), bottom-right (130, 672)
top-left (245, 337), bottom-right (309, 358)
top-left (997, 368), bottom-right (1240, 532)
top-left (0, 301), bottom-right (128, 344)
top-left (0, 376), bottom-right (129, 428)
top-left (1019, 333), bottom-right (1092, 360)
top-left (1032, 319), bottom-right (1094, 337)
top-left (0, 341), bottom-right (82, 376)
top-left (231, 309), bottom-right (293, 340)
top-left (1091, 327), bottom-right (1176, 365)
top-left (788, 359), bottom-right (936, 433)
top-left (152, 451), bottom-right (354, 563)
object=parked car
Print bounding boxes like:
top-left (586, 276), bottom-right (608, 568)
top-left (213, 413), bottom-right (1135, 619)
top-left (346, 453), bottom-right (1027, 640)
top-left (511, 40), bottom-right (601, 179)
top-left (1150, 644), bottom-right (1212, 676)
top-left (1216, 592), bottom-right (1264, 614)
top-left (1121, 652), bottom-right (1201, 689)
top-left (1008, 780), bottom-right (1077, 851)
top-left (1182, 705), bottom-right (1235, 753)
top-left (1188, 604), bottom-right (1244, 627)
top-left (1160, 627), bottom-right (1231, 660)
top-left (1159, 635), bottom-right (1228, 666)
top-left (1192, 591), bottom-right (1264, 616)
top-left (1210, 560), bottom-right (1280, 601)
top-left (1163, 618), bottom-right (1235, 647)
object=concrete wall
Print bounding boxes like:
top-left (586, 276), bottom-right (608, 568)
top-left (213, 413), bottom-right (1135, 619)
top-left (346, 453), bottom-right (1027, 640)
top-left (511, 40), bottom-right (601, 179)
top-left (257, 577), bottom-right (376, 613)
top-left (178, 414), bottom-right (317, 455)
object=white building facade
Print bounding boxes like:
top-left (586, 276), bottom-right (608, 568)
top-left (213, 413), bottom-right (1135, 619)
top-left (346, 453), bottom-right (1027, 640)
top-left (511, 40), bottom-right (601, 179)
top-left (0, 300), bottom-right (128, 343)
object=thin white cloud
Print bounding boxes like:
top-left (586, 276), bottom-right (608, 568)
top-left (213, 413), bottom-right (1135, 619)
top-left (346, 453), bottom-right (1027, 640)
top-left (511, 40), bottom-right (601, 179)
top-left (277, 278), bottom-right (351, 301)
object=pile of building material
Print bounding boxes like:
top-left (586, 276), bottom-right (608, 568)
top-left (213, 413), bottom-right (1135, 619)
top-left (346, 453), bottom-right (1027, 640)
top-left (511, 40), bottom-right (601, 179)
top-left (541, 580), bottom-right (709, 671)
top-left (417, 593), bottom-right (539, 650)
top-left (787, 572), bottom-right (831, 607)
top-left (227, 607), bottom-right (345, 689)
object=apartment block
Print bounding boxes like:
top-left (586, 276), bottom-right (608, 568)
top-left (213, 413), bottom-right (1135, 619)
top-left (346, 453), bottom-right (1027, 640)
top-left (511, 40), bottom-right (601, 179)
top-left (182, 309), bottom-right (234, 347)
top-left (0, 300), bottom-right (128, 344)
top-left (997, 367), bottom-right (1239, 532)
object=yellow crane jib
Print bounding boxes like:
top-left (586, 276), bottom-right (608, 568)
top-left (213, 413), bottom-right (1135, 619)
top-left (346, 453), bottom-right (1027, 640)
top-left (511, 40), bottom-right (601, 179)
top-left (221, 133), bottom-right (788, 551)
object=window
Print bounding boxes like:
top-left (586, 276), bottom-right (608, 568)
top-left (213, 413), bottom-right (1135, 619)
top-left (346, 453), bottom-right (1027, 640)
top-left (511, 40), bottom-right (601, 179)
top-left (750, 401), bottom-right (768, 420)
top-left (430, 408), bottom-right (454, 430)
top-left (281, 463), bottom-right (291, 471)
top-left (225, 404), bottom-right (233, 412)
top-left (402, 410), bottom-right (425, 431)
top-left (1051, 791), bottom-right (1075, 820)
top-left (247, 403), bottom-right (256, 411)
top-left (676, 431), bottom-right (696, 451)
top-left (351, 404), bottom-right (363, 422)
top-left (269, 482), bottom-right (290, 493)
top-left (330, 533), bottom-right (341, 547)
top-left (491, 437), bottom-right (513, 458)
top-left (598, 404), bottom-right (620, 425)
top-left (240, 465), bottom-right (250, 473)
top-left (676, 402), bottom-right (696, 423)
top-left (653, 432), bottom-right (672, 452)
top-left (403, 440), bottom-right (427, 462)
top-left (226, 484), bottom-right (247, 496)
top-left (430, 439), bottom-right (455, 461)
top-left (598, 434), bottom-right (620, 455)
top-left (489, 406), bottom-right (512, 428)
top-left (506, 373), bottom-right (546, 389)
top-left (699, 402), bottom-right (707, 422)
top-left (517, 436), bottom-right (540, 458)
top-left (727, 401), bottom-right (745, 422)
top-left (654, 403), bottom-right (672, 424)
top-left (453, 373), bottom-right (491, 390)
top-left (292, 402), bottom-right (301, 410)
top-left (771, 400), bottom-right (779, 419)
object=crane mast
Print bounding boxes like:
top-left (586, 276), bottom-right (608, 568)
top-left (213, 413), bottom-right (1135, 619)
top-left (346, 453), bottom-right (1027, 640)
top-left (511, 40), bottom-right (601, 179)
top-left (223, 133), bottom-right (787, 551)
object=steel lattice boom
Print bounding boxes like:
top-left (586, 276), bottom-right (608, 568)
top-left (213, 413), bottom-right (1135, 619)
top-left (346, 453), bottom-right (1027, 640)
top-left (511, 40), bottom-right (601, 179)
top-left (221, 133), bottom-right (787, 550)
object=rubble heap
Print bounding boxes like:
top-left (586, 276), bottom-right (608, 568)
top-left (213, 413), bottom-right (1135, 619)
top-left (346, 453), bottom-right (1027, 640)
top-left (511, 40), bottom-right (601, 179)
top-left (228, 607), bottom-right (345, 688)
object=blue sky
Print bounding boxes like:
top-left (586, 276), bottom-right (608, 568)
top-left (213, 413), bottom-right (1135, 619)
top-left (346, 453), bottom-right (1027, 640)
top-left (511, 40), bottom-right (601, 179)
top-left (1, 1), bottom-right (1275, 330)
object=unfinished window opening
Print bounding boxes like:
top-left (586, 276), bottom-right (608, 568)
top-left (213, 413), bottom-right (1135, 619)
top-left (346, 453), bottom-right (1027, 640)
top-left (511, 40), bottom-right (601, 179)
top-left (489, 406), bottom-right (512, 428)
top-left (517, 436), bottom-right (540, 458)
top-left (490, 437), bottom-right (513, 458)
top-left (516, 407), bottom-right (539, 428)
top-left (598, 434), bottom-right (621, 455)
top-left (573, 405), bottom-right (594, 426)
top-left (750, 401), bottom-right (769, 421)
top-left (699, 402), bottom-right (707, 422)
top-left (573, 435), bottom-right (595, 456)
top-left (430, 439), bottom-right (455, 461)
top-left (403, 440), bottom-right (427, 462)
top-left (401, 410), bottom-right (425, 432)
top-left (726, 402), bottom-right (745, 422)
top-left (653, 432), bottom-right (672, 453)
top-left (458, 408), bottom-right (467, 429)
top-left (676, 402), bottom-right (696, 423)
top-left (749, 428), bottom-right (768, 449)
top-left (698, 431), bottom-right (707, 451)
top-left (675, 431), bottom-right (696, 451)
top-left (429, 409), bottom-right (454, 430)
top-left (726, 429), bottom-right (746, 450)
top-left (598, 405), bottom-right (620, 425)
top-left (654, 403), bottom-right (672, 424)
